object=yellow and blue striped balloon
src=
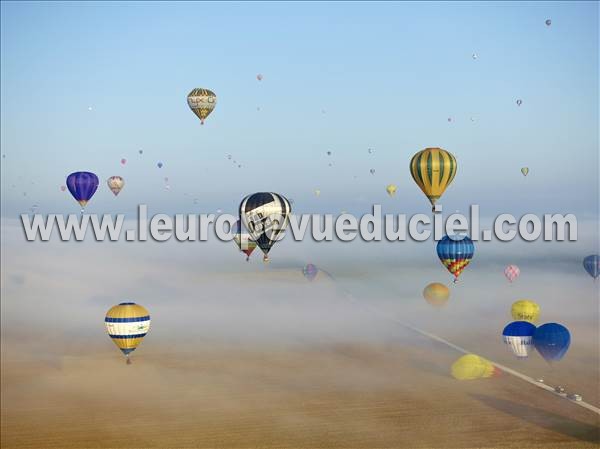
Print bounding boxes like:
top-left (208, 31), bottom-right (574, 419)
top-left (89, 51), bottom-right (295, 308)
top-left (105, 302), bottom-right (150, 361)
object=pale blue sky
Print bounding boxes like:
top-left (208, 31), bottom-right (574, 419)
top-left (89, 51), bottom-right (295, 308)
top-left (1, 1), bottom-right (598, 220)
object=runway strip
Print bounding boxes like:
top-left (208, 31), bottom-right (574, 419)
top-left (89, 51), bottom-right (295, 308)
top-left (333, 283), bottom-right (600, 416)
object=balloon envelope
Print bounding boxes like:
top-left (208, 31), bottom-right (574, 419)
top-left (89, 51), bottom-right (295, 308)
top-left (504, 264), bottom-right (520, 282)
top-left (66, 171), bottom-right (99, 209)
top-left (502, 321), bottom-right (536, 358)
top-left (511, 299), bottom-right (540, 323)
top-left (239, 192), bottom-right (291, 259)
top-left (451, 354), bottom-right (498, 380)
top-left (521, 167), bottom-right (529, 176)
top-left (583, 255), bottom-right (600, 279)
top-left (386, 184), bottom-right (397, 197)
top-left (422, 283), bottom-right (450, 307)
top-left (410, 148), bottom-right (457, 210)
top-left (107, 176), bottom-right (125, 196)
top-left (187, 88), bottom-right (217, 124)
top-left (105, 302), bottom-right (150, 358)
top-left (533, 323), bottom-right (570, 362)
top-left (436, 235), bottom-right (474, 281)
top-left (303, 264), bottom-right (318, 281)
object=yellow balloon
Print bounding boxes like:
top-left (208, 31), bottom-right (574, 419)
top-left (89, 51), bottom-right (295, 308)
top-left (423, 282), bottom-right (450, 307)
top-left (410, 147), bottom-right (457, 210)
top-left (451, 354), bottom-right (497, 380)
top-left (187, 88), bottom-right (217, 124)
top-left (105, 302), bottom-right (150, 363)
top-left (511, 299), bottom-right (540, 323)
top-left (521, 167), bottom-right (529, 176)
top-left (386, 184), bottom-right (397, 197)
top-left (314, 189), bottom-right (321, 197)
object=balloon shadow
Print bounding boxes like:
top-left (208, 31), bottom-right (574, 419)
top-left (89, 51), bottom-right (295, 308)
top-left (470, 394), bottom-right (599, 444)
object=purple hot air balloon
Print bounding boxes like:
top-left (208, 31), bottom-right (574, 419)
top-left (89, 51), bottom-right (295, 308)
top-left (66, 171), bottom-right (99, 212)
top-left (303, 264), bottom-right (319, 281)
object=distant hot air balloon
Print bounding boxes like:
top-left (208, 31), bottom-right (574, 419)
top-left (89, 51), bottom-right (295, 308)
top-left (511, 299), bottom-right (540, 323)
top-left (583, 255), bottom-right (600, 279)
top-left (303, 264), bottom-right (318, 281)
top-left (545, 19), bottom-right (552, 26)
top-left (516, 99), bottom-right (523, 106)
top-left (66, 171), bottom-right (99, 212)
top-left (502, 321), bottom-right (536, 358)
top-left (386, 184), bottom-right (397, 197)
top-left (370, 168), bottom-right (375, 175)
top-left (256, 73), bottom-right (263, 81)
top-left (410, 148), bottom-right (457, 211)
top-left (240, 192), bottom-right (291, 262)
top-left (314, 189), bottom-right (321, 197)
top-left (105, 302), bottom-right (150, 364)
top-left (533, 323), bottom-right (570, 363)
top-left (437, 235), bottom-right (474, 282)
top-left (451, 354), bottom-right (499, 380)
top-left (233, 219), bottom-right (257, 261)
top-left (138, 149), bottom-right (143, 155)
top-left (422, 283), bottom-right (450, 307)
top-left (521, 167), bottom-right (529, 176)
top-left (326, 151), bottom-right (332, 156)
top-left (107, 176), bottom-right (125, 196)
top-left (504, 264), bottom-right (520, 282)
top-left (368, 148), bottom-right (374, 154)
top-left (60, 185), bottom-right (67, 192)
top-left (187, 88), bottom-right (217, 125)
top-left (157, 161), bottom-right (163, 168)
top-left (120, 158), bottom-right (127, 166)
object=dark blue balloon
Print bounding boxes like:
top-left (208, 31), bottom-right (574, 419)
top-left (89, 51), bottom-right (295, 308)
top-left (583, 255), bottom-right (599, 279)
top-left (533, 323), bottom-right (570, 362)
top-left (502, 321), bottom-right (536, 337)
top-left (66, 171), bottom-right (99, 209)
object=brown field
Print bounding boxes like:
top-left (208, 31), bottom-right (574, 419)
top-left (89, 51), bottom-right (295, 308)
top-left (2, 334), bottom-right (599, 449)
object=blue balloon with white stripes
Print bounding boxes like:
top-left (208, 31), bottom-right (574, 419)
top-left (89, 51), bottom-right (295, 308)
top-left (533, 323), bottom-right (570, 363)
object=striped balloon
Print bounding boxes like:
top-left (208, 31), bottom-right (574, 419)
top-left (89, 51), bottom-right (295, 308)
top-left (187, 87), bottom-right (217, 125)
top-left (66, 171), bottom-right (99, 211)
top-left (504, 264), bottom-right (520, 282)
top-left (239, 192), bottom-right (291, 261)
top-left (410, 148), bottom-right (457, 210)
top-left (583, 255), bottom-right (600, 279)
top-left (105, 302), bottom-right (150, 363)
top-left (437, 235), bottom-right (474, 282)
top-left (106, 176), bottom-right (125, 196)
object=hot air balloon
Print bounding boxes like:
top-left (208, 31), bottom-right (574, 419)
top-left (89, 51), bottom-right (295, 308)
top-left (256, 73), bottom-right (263, 81)
top-left (436, 235), bottom-right (474, 282)
top-left (105, 302), bottom-right (150, 364)
top-left (504, 264), bottom-right (520, 282)
top-left (138, 149), bottom-right (143, 155)
top-left (422, 282), bottom-right (450, 307)
top-left (502, 321), bottom-right (536, 358)
top-left (107, 176), bottom-right (125, 196)
top-left (511, 299), bottom-right (540, 323)
top-left (451, 354), bottom-right (499, 380)
top-left (187, 88), bottom-right (217, 125)
top-left (583, 255), bottom-right (600, 279)
top-left (326, 151), bottom-right (332, 156)
top-left (66, 171), bottom-right (99, 213)
top-left (60, 185), bottom-right (67, 192)
top-left (157, 161), bottom-right (163, 168)
top-left (314, 189), bottom-right (321, 197)
top-left (370, 169), bottom-right (375, 175)
top-left (410, 148), bottom-right (457, 211)
top-left (516, 99), bottom-right (523, 106)
top-left (533, 323), bottom-right (570, 362)
top-left (303, 264), bottom-right (318, 281)
top-left (240, 192), bottom-right (291, 262)
top-left (545, 19), bottom-right (552, 26)
top-left (233, 219), bottom-right (257, 261)
top-left (120, 158), bottom-right (127, 166)
top-left (386, 184), bottom-right (397, 197)
top-left (521, 167), bottom-right (529, 176)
